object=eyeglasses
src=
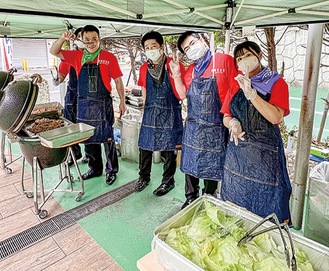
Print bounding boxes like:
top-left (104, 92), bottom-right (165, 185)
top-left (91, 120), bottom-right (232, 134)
top-left (183, 38), bottom-right (200, 53)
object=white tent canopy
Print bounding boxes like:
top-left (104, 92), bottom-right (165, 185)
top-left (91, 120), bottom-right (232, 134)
top-left (0, 0), bottom-right (328, 38)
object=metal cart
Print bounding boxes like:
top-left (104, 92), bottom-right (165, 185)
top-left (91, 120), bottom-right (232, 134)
top-left (0, 132), bottom-right (22, 174)
top-left (20, 146), bottom-right (85, 219)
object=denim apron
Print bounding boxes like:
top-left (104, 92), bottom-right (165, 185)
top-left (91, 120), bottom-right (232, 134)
top-left (221, 89), bottom-right (291, 223)
top-left (138, 67), bottom-right (183, 151)
top-left (76, 56), bottom-right (114, 144)
top-left (63, 66), bottom-right (78, 123)
top-left (180, 58), bottom-right (228, 180)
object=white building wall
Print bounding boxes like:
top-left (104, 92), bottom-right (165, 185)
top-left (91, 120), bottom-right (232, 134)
top-left (254, 26), bottom-right (329, 90)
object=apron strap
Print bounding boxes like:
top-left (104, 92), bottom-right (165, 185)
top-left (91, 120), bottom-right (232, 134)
top-left (212, 54), bottom-right (215, 77)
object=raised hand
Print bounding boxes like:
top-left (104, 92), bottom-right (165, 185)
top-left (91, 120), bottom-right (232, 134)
top-left (169, 50), bottom-right (181, 78)
top-left (235, 74), bottom-right (257, 100)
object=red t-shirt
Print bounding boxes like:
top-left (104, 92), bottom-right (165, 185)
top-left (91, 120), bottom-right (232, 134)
top-left (183, 53), bottom-right (240, 104)
top-left (221, 77), bottom-right (290, 117)
top-left (137, 57), bottom-right (186, 100)
top-left (58, 61), bottom-right (71, 78)
top-left (61, 50), bottom-right (123, 92)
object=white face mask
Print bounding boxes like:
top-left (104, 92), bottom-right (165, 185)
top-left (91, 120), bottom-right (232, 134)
top-left (74, 40), bottom-right (85, 49)
top-left (238, 55), bottom-right (259, 74)
top-left (186, 42), bottom-right (207, 61)
top-left (145, 48), bottom-right (162, 62)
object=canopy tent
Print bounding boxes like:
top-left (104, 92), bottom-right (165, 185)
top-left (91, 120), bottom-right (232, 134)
top-left (0, 0), bottom-right (328, 230)
top-left (0, 0), bottom-right (329, 38)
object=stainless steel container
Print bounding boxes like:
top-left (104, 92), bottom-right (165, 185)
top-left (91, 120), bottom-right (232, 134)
top-left (153, 196), bottom-right (329, 271)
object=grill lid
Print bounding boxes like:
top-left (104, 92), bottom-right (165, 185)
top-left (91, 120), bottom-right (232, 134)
top-left (0, 75), bottom-right (40, 133)
top-left (0, 68), bottom-right (16, 90)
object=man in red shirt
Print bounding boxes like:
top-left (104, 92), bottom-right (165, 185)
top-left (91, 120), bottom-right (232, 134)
top-left (135, 31), bottom-right (184, 196)
top-left (52, 27), bottom-right (88, 166)
top-left (50, 25), bottom-right (126, 185)
top-left (170, 31), bottom-right (239, 209)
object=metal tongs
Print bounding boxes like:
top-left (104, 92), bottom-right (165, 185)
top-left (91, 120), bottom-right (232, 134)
top-left (238, 213), bottom-right (297, 271)
top-left (50, 65), bottom-right (59, 81)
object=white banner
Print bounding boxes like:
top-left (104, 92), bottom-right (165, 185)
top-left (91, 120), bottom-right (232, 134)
top-left (0, 38), bottom-right (13, 71)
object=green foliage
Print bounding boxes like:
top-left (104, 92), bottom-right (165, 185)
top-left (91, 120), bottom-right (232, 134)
top-left (214, 31), bottom-right (225, 47)
top-left (279, 120), bottom-right (297, 147)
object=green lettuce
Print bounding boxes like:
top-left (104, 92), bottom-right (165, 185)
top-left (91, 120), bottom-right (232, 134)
top-left (164, 202), bottom-right (315, 271)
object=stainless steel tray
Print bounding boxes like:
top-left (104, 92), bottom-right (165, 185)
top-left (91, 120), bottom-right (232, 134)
top-left (22, 117), bottom-right (70, 138)
top-left (126, 95), bottom-right (144, 103)
top-left (29, 102), bottom-right (63, 120)
top-left (153, 196), bottom-right (329, 271)
top-left (37, 123), bottom-right (95, 148)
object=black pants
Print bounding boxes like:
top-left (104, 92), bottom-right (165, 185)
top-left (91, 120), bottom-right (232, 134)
top-left (84, 140), bottom-right (118, 174)
top-left (139, 148), bottom-right (176, 185)
top-left (184, 174), bottom-right (218, 200)
top-left (70, 143), bottom-right (82, 159)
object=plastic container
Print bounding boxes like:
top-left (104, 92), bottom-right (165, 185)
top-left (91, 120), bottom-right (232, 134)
top-left (304, 162), bottom-right (329, 247)
top-left (120, 113), bottom-right (141, 163)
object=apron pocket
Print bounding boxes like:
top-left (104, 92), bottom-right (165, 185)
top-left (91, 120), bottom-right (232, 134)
top-left (226, 141), bottom-right (280, 186)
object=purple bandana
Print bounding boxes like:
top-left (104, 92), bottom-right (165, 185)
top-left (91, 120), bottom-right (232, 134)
top-left (251, 67), bottom-right (280, 95)
top-left (194, 49), bottom-right (212, 78)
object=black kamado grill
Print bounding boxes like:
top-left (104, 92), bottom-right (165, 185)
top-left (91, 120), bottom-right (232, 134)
top-left (0, 74), bottom-right (95, 218)
top-left (0, 68), bottom-right (21, 174)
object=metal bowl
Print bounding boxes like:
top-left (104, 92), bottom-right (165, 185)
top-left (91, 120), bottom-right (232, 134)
top-left (17, 135), bottom-right (68, 169)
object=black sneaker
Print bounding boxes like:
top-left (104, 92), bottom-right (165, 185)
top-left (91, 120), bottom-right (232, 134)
top-left (135, 177), bottom-right (150, 192)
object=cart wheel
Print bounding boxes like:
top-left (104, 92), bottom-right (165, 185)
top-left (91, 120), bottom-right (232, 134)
top-left (25, 192), bottom-right (33, 198)
top-left (39, 210), bottom-right (48, 219)
top-left (5, 167), bottom-right (12, 174)
top-left (76, 193), bottom-right (83, 202)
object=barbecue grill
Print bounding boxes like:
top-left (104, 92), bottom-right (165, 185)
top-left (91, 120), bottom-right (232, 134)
top-left (0, 74), bottom-right (95, 218)
top-left (0, 68), bottom-right (22, 174)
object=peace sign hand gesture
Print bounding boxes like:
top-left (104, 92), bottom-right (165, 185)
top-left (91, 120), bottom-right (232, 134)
top-left (169, 50), bottom-right (181, 78)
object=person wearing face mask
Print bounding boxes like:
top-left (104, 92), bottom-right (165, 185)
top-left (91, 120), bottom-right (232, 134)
top-left (220, 41), bottom-right (291, 223)
top-left (135, 31), bottom-right (184, 196)
top-left (50, 25), bottom-right (126, 186)
top-left (170, 31), bottom-right (240, 209)
top-left (52, 27), bottom-right (88, 166)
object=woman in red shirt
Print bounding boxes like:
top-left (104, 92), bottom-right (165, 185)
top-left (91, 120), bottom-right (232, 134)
top-left (220, 41), bottom-right (291, 223)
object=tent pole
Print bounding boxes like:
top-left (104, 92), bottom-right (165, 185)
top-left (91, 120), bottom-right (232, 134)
top-left (291, 23), bottom-right (324, 230)
top-left (209, 32), bottom-right (215, 53)
top-left (316, 94), bottom-right (329, 143)
top-left (224, 30), bottom-right (230, 54)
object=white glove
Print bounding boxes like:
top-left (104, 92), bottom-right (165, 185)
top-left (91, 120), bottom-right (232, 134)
top-left (235, 74), bottom-right (257, 100)
top-left (169, 51), bottom-right (181, 78)
top-left (52, 78), bottom-right (60, 86)
top-left (229, 118), bottom-right (245, 146)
